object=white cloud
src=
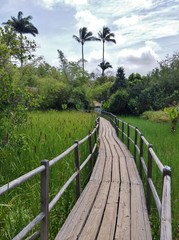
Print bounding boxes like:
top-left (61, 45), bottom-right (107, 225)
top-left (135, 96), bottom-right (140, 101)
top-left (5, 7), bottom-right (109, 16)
top-left (117, 44), bottom-right (160, 75)
top-left (75, 10), bottom-right (106, 32)
top-left (88, 50), bottom-right (102, 61)
top-left (35, 0), bottom-right (88, 9)
top-left (125, 0), bottom-right (153, 10)
top-left (145, 40), bottom-right (161, 52)
top-left (63, 0), bottom-right (88, 7)
top-left (113, 15), bottom-right (140, 27)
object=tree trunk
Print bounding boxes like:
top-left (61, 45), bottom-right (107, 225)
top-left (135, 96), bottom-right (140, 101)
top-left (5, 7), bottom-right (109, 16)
top-left (82, 43), bottom-right (84, 73)
top-left (102, 40), bottom-right (105, 63)
top-left (20, 33), bottom-right (23, 67)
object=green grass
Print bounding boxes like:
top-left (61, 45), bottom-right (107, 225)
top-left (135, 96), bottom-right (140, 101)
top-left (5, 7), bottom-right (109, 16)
top-left (0, 110), bottom-right (97, 239)
top-left (118, 115), bottom-right (179, 240)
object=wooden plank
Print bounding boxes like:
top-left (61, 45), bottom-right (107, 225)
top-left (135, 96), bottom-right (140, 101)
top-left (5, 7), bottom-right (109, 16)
top-left (90, 148), bottom-right (106, 182)
top-left (55, 117), bottom-right (152, 240)
top-left (115, 182), bottom-right (131, 240)
top-left (79, 182), bottom-right (110, 240)
top-left (140, 182), bottom-right (152, 240)
top-left (131, 183), bottom-right (151, 240)
top-left (112, 156), bottom-right (120, 182)
top-left (55, 181), bottom-right (100, 240)
top-left (160, 175), bottom-right (172, 240)
top-left (97, 182), bottom-right (119, 240)
top-left (125, 157), bottom-right (140, 185)
top-left (119, 156), bottom-right (130, 184)
top-left (102, 155), bottom-right (112, 182)
top-left (111, 128), bottom-right (133, 158)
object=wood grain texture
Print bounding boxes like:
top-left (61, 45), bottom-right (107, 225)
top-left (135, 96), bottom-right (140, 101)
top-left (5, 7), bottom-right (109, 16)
top-left (55, 117), bottom-right (152, 240)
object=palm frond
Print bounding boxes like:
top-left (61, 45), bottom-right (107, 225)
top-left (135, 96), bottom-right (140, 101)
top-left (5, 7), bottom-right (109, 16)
top-left (105, 38), bottom-right (116, 44)
top-left (17, 11), bottom-right (23, 20)
top-left (3, 11), bottom-right (38, 36)
top-left (98, 26), bottom-right (116, 43)
top-left (73, 35), bottom-right (81, 43)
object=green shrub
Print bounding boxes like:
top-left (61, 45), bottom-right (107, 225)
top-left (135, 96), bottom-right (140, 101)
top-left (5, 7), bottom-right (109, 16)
top-left (164, 107), bottom-right (179, 132)
top-left (141, 110), bottom-right (170, 122)
top-left (109, 89), bottom-right (129, 114)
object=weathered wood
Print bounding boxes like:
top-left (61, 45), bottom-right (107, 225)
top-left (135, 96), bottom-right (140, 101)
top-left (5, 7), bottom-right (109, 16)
top-left (122, 120), bottom-right (124, 142)
top-left (134, 127), bottom-right (138, 162)
top-left (139, 181), bottom-right (152, 240)
top-left (127, 123), bottom-right (130, 149)
top-left (131, 183), bottom-right (152, 240)
top-left (55, 181), bottom-right (100, 240)
top-left (79, 182), bottom-right (110, 240)
top-left (55, 117), bottom-right (152, 240)
top-left (74, 140), bottom-right (81, 199)
top-left (0, 165), bottom-right (45, 196)
top-left (149, 147), bottom-right (164, 173)
top-left (160, 168), bottom-right (172, 240)
top-left (88, 131), bottom-right (93, 171)
top-left (115, 182), bottom-right (131, 240)
top-left (147, 144), bottom-right (153, 214)
top-left (40, 160), bottom-right (49, 240)
top-left (139, 133), bottom-right (144, 178)
top-left (126, 157), bottom-right (140, 185)
top-left (97, 182), bottom-right (119, 240)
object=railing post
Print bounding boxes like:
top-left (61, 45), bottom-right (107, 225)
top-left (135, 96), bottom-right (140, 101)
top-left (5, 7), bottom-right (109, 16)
top-left (134, 127), bottom-right (138, 162)
top-left (160, 166), bottom-right (172, 240)
top-left (122, 121), bottom-right (124, 142)
top-left (127, 123), bottom-right (130, 149)
top-left (40, 160), bottom-right (49, 240)
top-left (115, 117), bottom-right (119, 137)
top-left (147, 144), bottom-right (153, 214)
top-left (74, 140), bottom-right (81, 199)
top-left (88, 131), bottom-right (93, 170)
top-left (139, 133), bottom-right (144, 178)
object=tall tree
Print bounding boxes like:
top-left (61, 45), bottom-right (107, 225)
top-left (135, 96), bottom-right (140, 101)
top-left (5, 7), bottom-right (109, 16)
top-left (98, 61), bottom-right (112, 76)
top-left (98, 26), bottom-right (116, 63)
top-left (3, 11), bottom-right (38, 66)
top-left (110, 67), bottom-right (127, 94)
top-left (73, 27), bottom-right (100, 72)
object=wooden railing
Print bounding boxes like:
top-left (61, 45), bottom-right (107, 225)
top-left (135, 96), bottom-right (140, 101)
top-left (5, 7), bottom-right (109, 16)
top-left (0, 118), bottom-right (100, 240)
top-left (102, 111), bottom-right (172, 240)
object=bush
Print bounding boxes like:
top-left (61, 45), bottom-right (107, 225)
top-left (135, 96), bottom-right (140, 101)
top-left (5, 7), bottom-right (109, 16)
top-left (164, 106), bottom-right (179, 132)
top-left (109, 89), bottom-right (129, 114)
top-left (141, 110), bottom-right (170, 122)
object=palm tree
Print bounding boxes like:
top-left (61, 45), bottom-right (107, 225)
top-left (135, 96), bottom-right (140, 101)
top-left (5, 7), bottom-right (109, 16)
top-left (98, 26), bottom-right (116, 63)
top-left (98, 61), bottom-right (112, 76)
top-left (73, 27), bottom-right (100, 72)
top-left (3, 11), bottom-right (38, 66)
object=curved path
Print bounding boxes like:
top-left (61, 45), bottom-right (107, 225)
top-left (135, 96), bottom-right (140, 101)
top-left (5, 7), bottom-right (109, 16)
top-left (55, 117), bottom-right (152, 240)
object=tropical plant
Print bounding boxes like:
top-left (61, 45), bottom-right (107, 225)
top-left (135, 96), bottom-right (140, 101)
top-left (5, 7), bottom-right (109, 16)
top-left (98, 60), bottom-right (112, 76)
top-left (73, 27), bottom-right (100, 72)
top-left (164, 107), bottom-right (179, 132)
top-left (98, 26), bottom-right (116, 63)
top-left (3, 11), bottom-right (38, 66)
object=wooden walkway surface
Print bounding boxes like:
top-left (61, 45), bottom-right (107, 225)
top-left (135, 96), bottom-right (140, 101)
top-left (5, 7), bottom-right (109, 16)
top-left (55, 117), bottom-right (152, 240)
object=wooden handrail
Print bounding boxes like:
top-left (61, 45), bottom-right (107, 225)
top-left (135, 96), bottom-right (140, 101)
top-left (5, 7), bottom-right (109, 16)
top-left (101, 111), bottom-right (172, 240)
top-left (0, 117), bottom-right (100, 240)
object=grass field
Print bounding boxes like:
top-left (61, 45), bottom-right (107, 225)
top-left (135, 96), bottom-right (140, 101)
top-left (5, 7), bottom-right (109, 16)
top-left (1, 110), bottom-right (178, 239)
top-left (118, 115), bottom-right (179, 240)
top-left (0, 110), bottom-right (97, 239)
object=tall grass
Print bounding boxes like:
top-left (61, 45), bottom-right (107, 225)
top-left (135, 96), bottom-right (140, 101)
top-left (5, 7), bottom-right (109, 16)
top-left (0, 110), bottom-right (97, 239)
top-left (119, 115), bottom-right (179, 240)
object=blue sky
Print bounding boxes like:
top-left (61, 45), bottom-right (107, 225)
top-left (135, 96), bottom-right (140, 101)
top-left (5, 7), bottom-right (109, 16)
top-left (1, 0), bottom-right (179, 76)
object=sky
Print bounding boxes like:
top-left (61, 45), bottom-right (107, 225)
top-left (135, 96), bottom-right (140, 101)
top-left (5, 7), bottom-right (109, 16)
top-left (0, 0), bottom-right (179, 76)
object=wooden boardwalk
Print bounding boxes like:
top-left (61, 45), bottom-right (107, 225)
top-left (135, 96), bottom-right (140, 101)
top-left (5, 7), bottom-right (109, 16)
top-left (55, 117), bottom-right (152, 240)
